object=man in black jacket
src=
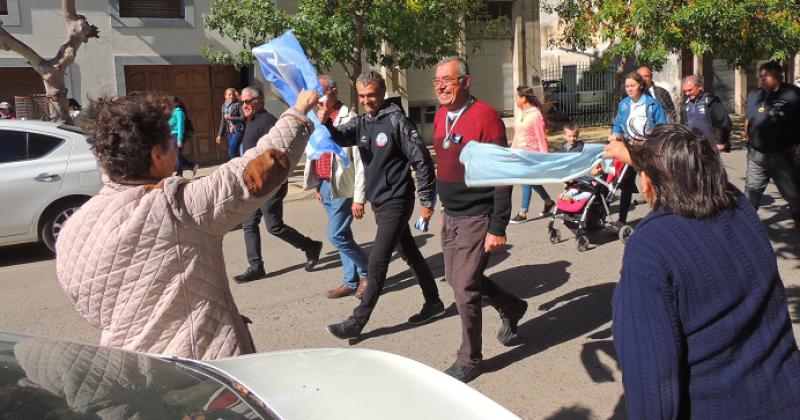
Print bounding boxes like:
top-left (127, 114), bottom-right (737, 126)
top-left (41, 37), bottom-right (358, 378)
top-left (681, 75), bottom-right (732, 152)
top-left (234, 86), bottom-right (323, 283)
top-left (744, 61), bottom-right (800, 227)
top-left (325, 71), bottom-right (444, 339)
top-left (638, 66), bottom-right (677, 123)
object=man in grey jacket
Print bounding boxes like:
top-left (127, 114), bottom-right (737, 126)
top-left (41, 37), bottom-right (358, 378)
top-left (303, 75), bottom-right (369, 299)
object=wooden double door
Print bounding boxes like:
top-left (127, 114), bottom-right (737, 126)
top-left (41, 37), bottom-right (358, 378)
top-left (124, 65), bottom-right (243, 163)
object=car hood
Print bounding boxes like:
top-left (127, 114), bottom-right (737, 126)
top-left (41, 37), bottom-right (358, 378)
top-left (205, 347), bottom-right (520, 420)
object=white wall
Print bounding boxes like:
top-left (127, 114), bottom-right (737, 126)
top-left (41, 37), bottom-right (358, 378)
top-left (0, 0), bottom-right (241, 104)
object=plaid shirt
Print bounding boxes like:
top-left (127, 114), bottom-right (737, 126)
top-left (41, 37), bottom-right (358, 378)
top-left (313, 103), bottom-right (343, 180)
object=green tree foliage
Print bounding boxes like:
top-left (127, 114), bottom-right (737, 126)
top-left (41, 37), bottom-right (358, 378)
top-left (204, 0), bottom-right (492, 108)
top-left (546, 0), bottom-right (800, 71)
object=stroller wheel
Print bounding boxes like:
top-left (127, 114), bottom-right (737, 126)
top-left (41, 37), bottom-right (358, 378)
top-left (618, 225), bottom-right (634, 244)
top-left (548, 228), bottom-right (561, 244)
top-left (577, 236), bottom-right (590, 252)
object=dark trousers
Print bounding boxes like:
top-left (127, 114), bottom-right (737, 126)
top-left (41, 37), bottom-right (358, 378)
top-left (175, 144), bottom-right (196, 177)
top-left (352, 197), bottom-right (440, 325)
top-left (745, 146), bottom-right (800, 222)
top-left (243, 182), bottom-right (316, 269)
top-left (617, 166), bottom-right (638, 223)
top-left (442, 213), bottom-right (522, 367)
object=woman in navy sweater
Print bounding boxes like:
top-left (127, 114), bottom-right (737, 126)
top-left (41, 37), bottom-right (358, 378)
top-left (607, 125), bottom-right (800, 419)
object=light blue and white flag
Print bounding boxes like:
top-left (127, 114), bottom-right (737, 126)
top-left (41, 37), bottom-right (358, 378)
top-left (459, 142), bottom-right (607, 187)
top-left (252, 30), bottom-right (349, 165)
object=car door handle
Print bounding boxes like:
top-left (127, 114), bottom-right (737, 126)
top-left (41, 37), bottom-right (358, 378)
top-left (34, 173), bottom-right (62, 182)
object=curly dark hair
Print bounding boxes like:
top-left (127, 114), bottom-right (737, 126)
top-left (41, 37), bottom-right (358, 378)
top-left (81, 93), bottom-right (172, 182)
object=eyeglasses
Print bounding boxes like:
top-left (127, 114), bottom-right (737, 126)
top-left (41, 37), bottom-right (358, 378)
top-left (432, 76), bottom-right (464, 87)
top-left (241, 98), bottom-right (260, 105)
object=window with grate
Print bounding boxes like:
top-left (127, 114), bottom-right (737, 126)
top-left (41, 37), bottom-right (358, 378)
top-left (1, 0), bottom-right (8, 15)
top-left (120, 0), bottom-right (183, 19)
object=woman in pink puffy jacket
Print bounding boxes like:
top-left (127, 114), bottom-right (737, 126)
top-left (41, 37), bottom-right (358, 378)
top-left (55, 90), bottom-right (318, 360)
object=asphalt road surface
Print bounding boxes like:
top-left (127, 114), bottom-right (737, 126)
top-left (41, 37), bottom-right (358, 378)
top-left (1, 144), bottom-right (798, 419)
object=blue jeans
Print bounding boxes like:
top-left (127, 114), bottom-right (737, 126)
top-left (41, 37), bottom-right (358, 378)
top-left (320, 180), bottom-right (368, 288)
top-left (227, 130), bottom-right (244, 159)
top-left (520, 185), bottom-right (551, 212)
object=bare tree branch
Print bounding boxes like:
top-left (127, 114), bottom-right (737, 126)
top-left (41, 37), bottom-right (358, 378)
top-left (62, 0), bottom-right (78, 20)
top-left (0, 0), bottom-right (98, 123)
top-left (0, 24), bottom-right (44, 67)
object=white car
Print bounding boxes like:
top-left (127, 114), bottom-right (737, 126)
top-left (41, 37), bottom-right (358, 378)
top-left (0, 333), bottom-right (521, 419)
top-left (0, 120), bottom-right (101, 252)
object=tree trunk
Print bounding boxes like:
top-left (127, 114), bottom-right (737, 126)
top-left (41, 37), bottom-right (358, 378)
top-left (348, 0), bottom-right (366, 113)
top-left (0, 0), bottom-right (98, 124)
top-left (612, 54), bottom-right (628, 109)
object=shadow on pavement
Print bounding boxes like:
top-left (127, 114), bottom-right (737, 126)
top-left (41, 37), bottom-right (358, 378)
top-left (544, 406), bottom-right (594, 420)
top-left (759, 202), bottom-right (799, 269)
top-left (490, 260), bottom-right (571, 299)
top-left (482, 282), bottom-right (616, 374)
top-left (348, 302), bottom-right (459, 344)
top-left (0, 243), bottom-right (53, 267)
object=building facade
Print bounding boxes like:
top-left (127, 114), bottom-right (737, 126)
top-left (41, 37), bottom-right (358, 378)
top-left (1, 0), bottom-right (544, 158)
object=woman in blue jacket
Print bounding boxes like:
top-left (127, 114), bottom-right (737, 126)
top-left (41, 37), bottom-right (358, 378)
top-left (606, 125), bottom-right (800, 419)
top-left (608, 72), bottom-right (667, 227)
top-left (168, 96), bottom-right (198, 177)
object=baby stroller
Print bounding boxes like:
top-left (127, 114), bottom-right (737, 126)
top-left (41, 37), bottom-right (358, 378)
top-left (547, 162), bottom-right (634, 252)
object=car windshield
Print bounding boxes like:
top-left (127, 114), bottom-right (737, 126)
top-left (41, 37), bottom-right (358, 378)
top-left (0, 333), bottom-right (276, 419)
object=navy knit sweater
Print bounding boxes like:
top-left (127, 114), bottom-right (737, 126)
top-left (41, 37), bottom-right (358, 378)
top-left (613, 195), bottom-right (800, 419)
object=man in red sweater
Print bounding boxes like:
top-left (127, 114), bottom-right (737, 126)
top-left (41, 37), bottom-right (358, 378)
top-left (432, 57), bottom-right (528, 382)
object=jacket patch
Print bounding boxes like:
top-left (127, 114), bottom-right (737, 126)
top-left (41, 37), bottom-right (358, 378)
top-left (376, 132), bottom-right (388, 147)
top-left (243, 149), bottom-right (289, 197)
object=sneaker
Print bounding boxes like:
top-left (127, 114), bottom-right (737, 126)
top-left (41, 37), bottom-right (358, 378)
top-left (540, 199), bottom-right (555, 216)
top-left (326, 317), bottom-right (363, 340)
top-left (444, 362), bottom-right (482, 383)
top-left (497, 300), bottom-right (528, 346)
top-left (233, 266), bottom-right (267, 284)
top-left (509, 213), bottom-right (527, 224)
top-left (304, 241), bottom-right (323, 272)
top-left (191, 163), bottom-right (200, 178)
top-left (408, 300), bottom-right (446, 324)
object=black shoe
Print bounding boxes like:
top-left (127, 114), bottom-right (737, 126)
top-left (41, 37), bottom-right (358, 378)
top-left (444, 362), bottom-right (482, 383)
top-left (305, 241), bottom-right (323, 272)
top-left (326, 317), bottom-right (363, 340)
top-left (497, 300), bottom-right (528, 346)
top-left (233, 266), bottom-right (267, 284)
top-left (408, 300), bottom-right (446, 325)
top-left (509, 213), bottom-right (527, 225)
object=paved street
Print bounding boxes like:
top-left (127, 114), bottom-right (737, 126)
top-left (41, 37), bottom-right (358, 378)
top-left (1, 143), bottom-right (798, 419)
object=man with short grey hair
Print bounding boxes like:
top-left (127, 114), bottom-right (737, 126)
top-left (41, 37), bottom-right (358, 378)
top-left (680, 75), bottom-right (732, 152)
top-left (432, 56), bottom-right (527, 383)
top-left (234, 86), bottom-right (323, 283)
